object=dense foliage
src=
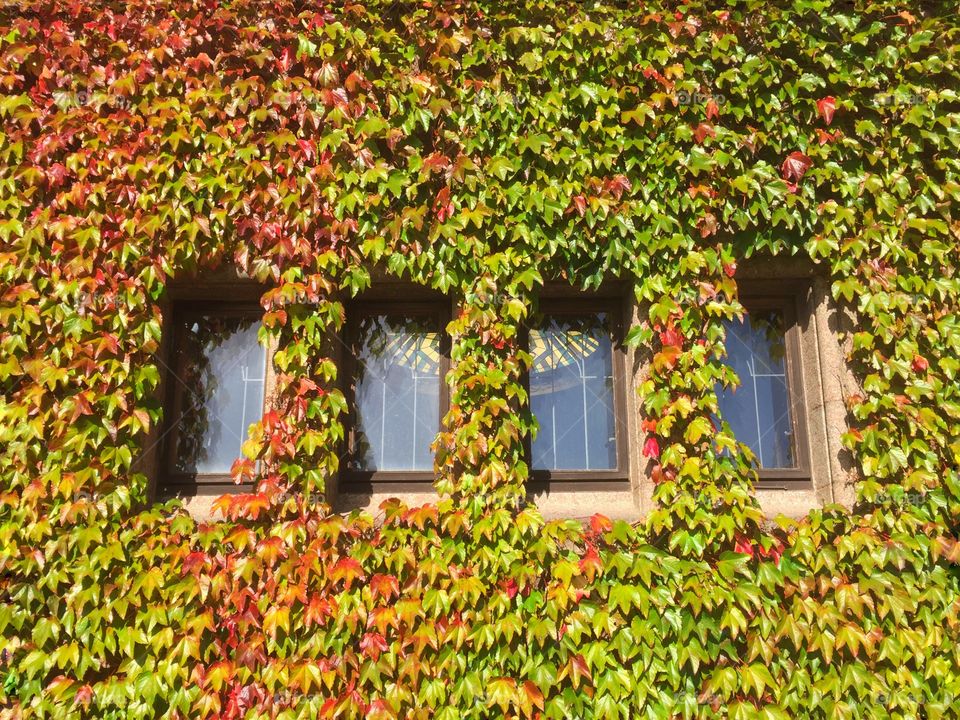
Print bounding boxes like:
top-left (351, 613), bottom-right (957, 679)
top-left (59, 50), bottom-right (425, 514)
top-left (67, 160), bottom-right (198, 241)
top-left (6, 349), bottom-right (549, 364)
top-left (1, 0), bottom-right (959, 717)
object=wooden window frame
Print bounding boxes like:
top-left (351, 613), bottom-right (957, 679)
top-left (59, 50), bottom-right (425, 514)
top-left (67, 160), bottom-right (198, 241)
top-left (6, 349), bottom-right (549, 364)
top-left (157, 298), bottom-right (270, 496)
top-left (734, 280), bottom-right (812, 489)
top-left (339, 300), bottom-right (451, 490)
top-left (523, 296), bottom-right (630, 491)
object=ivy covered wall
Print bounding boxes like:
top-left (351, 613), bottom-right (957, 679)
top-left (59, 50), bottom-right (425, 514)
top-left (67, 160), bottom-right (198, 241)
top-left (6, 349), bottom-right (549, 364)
top-left (1, 0), bottom-right (959, 717)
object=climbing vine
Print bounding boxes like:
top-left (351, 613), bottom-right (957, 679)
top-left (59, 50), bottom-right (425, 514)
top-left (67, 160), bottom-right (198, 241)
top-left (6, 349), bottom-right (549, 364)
top-left (1, 0), bottom-right (959, 718)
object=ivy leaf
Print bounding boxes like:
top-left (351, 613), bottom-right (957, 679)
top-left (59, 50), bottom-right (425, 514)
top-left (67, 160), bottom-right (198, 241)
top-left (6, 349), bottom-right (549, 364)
top-left (563, 654), bottom-right (592, 690)
top-left (740, 663), bottom-right (775, 698)
top-left (521, 681), bottom-right (544, 715)
top-left (781, 151), bottom-right (812, 182)
top-left (816, 96), bottom-right (836, 125)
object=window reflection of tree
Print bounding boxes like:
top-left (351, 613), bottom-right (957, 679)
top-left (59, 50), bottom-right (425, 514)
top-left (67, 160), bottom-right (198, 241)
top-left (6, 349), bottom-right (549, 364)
top-left (530, 313), bottom-right (614, 470)
top-left (723, 308), bottom-right (793, 467)
top-left (174, 316), bottom-right (257, 473)
top-left (352, 315), bottom-right (439, 471)
top-left (743, 310), bottom-right (786, 365)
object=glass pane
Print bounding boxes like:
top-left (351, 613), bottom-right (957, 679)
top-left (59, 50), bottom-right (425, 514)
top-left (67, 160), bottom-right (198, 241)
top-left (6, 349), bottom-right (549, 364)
top-left (352, 315), bottom-right (441, 471)
top-left (173, 314), bottom-right (266, 474)
top-left (530, 313), bottom-right (617, 471)
top-left (717, 309), bottom-right (796, 468)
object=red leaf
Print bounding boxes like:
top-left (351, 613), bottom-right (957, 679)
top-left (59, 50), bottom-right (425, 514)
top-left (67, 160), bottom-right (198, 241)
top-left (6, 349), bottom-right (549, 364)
top-left (69, 392), bottom-right (94, 423)
top-left (305, 594), bottom-right (332, 626)
top-left (185, 53), bottom-right (213, 73)
top-left (433, 186), bottom-right (453, 221)
top-left (75, 685), bottom-right (93, 708)
top-left (659, 326), bottom-right (682, 348)
top-left (263, 309), bottom-right (287, 328)
top-left (423, 152), bottom-right (450, 172)
top-left (781, 151), bottom-right (812, 182)
top-left (277, 47), bottom-right (292, 74)
top-left (589, 513), bottom-right (612, 535)
top-left (734, 534), bottom-right (755, 558)
top-left (182, 551), bottom-right (208, 576)
top-left (262, 410), bottom-right (281, 431)
top-left (605, 174), bottom-right (632, 199)
top-left (705, 99), bottom-right (719, 120)
top-left (297, 377), bottom-right (320, 395)
top-left (693, 122), bottom-right (715, 143)
top-left (359, 632), bottom-right (388, 661)
top-left (570, 194), bottom-right (587, 216)
top-left (297, 138), bottom-right (314, 162)
top-left (817, 128), bottom-right (840, 145)
top-left (816, 96), bottom-right (836, 125)
top-left (912, 355), bottom-right (929, 373)
top-left (651, 464), bottom-right (665, 484)
top-left (643, 437), bottom-right (660, 459)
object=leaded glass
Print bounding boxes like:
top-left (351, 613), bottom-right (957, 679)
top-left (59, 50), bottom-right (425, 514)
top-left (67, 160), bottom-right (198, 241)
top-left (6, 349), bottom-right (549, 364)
top-left (173, 315), bottom-right (266, 474)
top-left (718, 309), bottom-right (796, 468)
top-left (352, 315), bottom-right (441, 471)
top-left (530, 313), bottom-right (617, 471)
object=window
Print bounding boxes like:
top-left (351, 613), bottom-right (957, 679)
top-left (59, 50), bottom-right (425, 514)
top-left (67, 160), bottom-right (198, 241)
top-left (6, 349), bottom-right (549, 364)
top-left (525, 299), bottom-right (628, 486)
top-left (159, 303), bottom-right (269, 493)
top-left (718, 286), bottom-right (811, 487)
top-left (342, 302), bottom-right (449, 484)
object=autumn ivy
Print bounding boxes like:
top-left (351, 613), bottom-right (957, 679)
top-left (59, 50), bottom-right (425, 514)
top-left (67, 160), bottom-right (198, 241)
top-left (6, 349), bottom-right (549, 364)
top-left (1, 0), bottom-right (959, 718)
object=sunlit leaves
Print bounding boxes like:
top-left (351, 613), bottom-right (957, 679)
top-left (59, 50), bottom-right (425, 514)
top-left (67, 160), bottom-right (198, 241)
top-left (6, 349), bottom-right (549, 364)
top-left (1, 0), bottom-right (959, 718)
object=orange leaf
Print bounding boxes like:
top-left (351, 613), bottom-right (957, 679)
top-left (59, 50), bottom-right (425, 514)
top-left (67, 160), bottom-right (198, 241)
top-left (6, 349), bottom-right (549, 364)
top-left (567, 654), bottom-right (592, 689)
top-left (522, 681), bottom-right (544, 712)
top-left (370, 573), bottom-right (400, 601)
top-left (330, 557), bottom-right (365, 587)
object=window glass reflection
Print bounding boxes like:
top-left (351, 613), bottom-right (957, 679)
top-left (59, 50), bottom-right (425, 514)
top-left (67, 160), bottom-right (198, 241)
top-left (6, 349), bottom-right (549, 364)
top-left (530, 313), bottom-right (617, 471)
top-left (718, 309), bottom-right (796, 468)
top-left (352, 315), bottom-right (441, 471)
top-left (174, 315), bottom-right (266, 474)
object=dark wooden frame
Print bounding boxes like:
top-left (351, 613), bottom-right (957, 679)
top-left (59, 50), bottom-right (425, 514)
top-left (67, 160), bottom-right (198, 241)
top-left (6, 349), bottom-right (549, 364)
top-left (339, 300), bottom-right (451, 489)
top-left (157, 300), bottom-right (268, 496)
top-left (523, 296), bottom-right (631, 491)
top-left (733, 280), bottom-right (812, 489)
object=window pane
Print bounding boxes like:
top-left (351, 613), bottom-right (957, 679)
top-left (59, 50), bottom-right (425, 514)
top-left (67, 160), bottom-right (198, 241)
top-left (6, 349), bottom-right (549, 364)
top-left (352, 315), bottom-right (441, 471)
top-left (718, 309), bottom-right (796, 468)
top-left (174, 315), bottom-right (266, 475)
top-left (530, 313), bottom-right (617, 471)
